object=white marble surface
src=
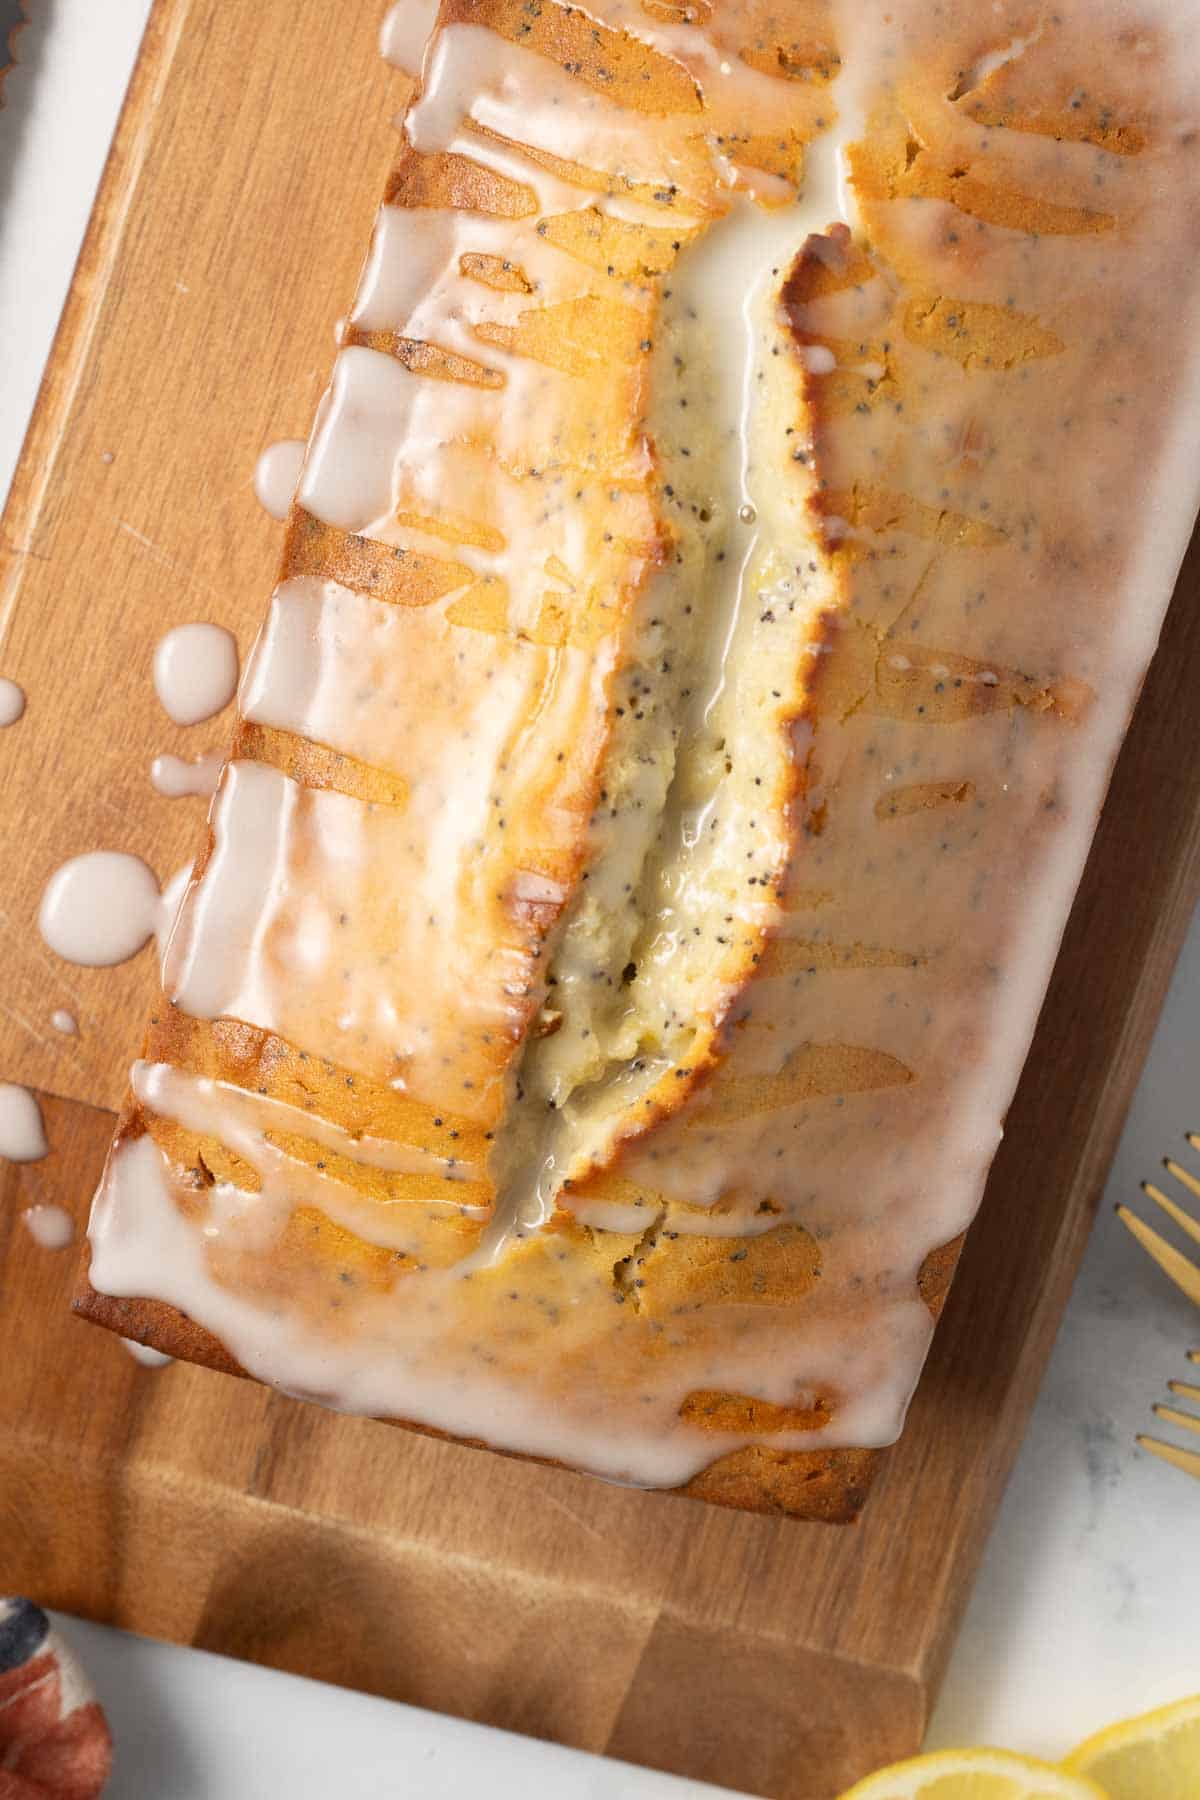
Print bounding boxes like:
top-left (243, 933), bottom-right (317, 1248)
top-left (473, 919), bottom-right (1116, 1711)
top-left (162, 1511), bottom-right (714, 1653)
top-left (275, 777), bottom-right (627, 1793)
top-left (48, 1610), bottom-right (731, 1800)
top-left (2, 5), bottom-right (1198, 1795)
top-left (927, 904), bottom-right (1200, 1755)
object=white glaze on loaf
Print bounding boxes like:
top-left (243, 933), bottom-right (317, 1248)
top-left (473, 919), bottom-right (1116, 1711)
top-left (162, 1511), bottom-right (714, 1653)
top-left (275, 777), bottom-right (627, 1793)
top-left (84, 0), bottom-right (1200, 1504)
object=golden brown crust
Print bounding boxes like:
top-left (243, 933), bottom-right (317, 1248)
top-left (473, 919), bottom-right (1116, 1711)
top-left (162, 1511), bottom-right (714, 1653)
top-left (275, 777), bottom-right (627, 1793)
top-left (681, 1445), bottom-right (876, 1524)
top-left (76, 1267), bottom-right (245, 1380)
top-left (72, 1266), bottom-right (880, 1521)
top-left (75, 1166), bottom-right (962, 1520)
top-left (917, 1236), bottom-right (965, 1324)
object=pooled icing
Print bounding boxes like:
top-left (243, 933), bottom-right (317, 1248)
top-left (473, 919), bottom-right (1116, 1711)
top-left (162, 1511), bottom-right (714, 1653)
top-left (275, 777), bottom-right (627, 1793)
top-left (253, 440), bottom-right (307, 523)
top-left (22, 1204), bottom-right (75, 1250)
top-left (122, 1337), bottom-right (173, 1368)
top-left (150, 751), bottom-right (223, 799)
top-left (153, 624), bottom-right (238, 726)
top-left (0, 1083), bottom-right (48, 1163)
top-left (39, 853), bottom-right (188, 970)
top-left (0, 679), bottom-right (26, 727)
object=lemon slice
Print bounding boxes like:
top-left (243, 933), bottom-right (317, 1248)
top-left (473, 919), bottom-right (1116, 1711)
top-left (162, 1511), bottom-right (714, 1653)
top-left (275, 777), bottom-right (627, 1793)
top-left (1063, 1693), bottom-right (1200, 1797)
top-left (838, 1748), bottom-right (1107, 1800)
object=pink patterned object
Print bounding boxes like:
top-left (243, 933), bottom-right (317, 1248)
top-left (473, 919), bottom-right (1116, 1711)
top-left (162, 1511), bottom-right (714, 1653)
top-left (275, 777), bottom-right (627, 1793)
top-left (0, 1600), bottom-right (112, 1798)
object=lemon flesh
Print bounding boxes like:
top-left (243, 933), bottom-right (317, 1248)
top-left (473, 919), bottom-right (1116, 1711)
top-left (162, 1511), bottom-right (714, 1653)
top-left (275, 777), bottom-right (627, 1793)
top-left (839, 1747), bottom-right (1108, 1799)
top-left (1063, 1693), bottom-right (1200, 1799)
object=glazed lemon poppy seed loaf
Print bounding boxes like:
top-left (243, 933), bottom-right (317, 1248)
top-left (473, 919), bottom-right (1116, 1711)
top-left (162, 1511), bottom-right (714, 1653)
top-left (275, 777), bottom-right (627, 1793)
top-left (77, 0), bottom-right (1200, 1520)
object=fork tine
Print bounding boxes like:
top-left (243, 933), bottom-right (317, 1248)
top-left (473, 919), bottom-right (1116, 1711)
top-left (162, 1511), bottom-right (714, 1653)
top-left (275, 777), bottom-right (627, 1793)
top-left (1151, 1172), bottom-right (1200, 1245)
top-left (1152, 1402), bottom-right (1200, 1437)
top-left (1116, 1204), bottom-right (1200, 1306)
top-left (1138, 1434), bottom-right (1200, 1480)
top-left (1168, 1379), bottom-right (1200, 1404)
top-left (1190, 1350), bottom-right (1200, 1367)
top-left (1164, 1156), bottom-right (1200, 1206)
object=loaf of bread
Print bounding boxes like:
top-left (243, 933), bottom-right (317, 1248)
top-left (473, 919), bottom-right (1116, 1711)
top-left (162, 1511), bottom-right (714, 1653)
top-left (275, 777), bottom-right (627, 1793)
top-left (77, 0), bottom-right (1200, 1520)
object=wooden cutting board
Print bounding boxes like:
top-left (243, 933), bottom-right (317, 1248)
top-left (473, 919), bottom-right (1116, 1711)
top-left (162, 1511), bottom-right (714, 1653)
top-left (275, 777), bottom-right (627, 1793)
top-left (2, 3), bottom-right (1199, 1794)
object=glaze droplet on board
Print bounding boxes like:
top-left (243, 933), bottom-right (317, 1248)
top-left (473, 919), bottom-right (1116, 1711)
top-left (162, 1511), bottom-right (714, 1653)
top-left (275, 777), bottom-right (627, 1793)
top-left (158, 862), bottom-right (194, 941)
top-left (153, 624), bottom-right (238, 726)
top-left (253, 440), bottom-right (306, 523)
top-left (0, 1084), bottom-right (48, 1162)
top-left (122, 1339), bottom-right (173, 1368)
top-left (40, 853), bottom-right (162, 966)
top-left (0, 679), bottom-right (25, 727)
top-left (39, 853), bottom-right (191, 969)
top-left (151, 751), bottom-right (223, 798)
top-left (51, 1010), bottom-right (78, 1035)
top-left (22, 1205), bottom-right (74, 1250)
top-left (379, 0), bottom-right (440, 71)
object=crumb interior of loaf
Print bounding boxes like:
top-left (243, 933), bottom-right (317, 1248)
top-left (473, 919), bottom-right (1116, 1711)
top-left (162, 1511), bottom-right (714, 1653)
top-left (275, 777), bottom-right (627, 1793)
top-left (487, 202), bottom-right (837, 1238)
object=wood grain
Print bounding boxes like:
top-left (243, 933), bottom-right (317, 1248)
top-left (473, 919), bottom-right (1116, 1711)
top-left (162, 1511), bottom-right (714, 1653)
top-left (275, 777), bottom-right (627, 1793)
top-left (1, 3), bottom-right (1199, 1794)
top-left (0, 0), bottom-right (400, 1109)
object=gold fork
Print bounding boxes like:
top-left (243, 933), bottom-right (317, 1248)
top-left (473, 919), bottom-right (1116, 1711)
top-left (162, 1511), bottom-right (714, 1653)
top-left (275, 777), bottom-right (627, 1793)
top-left (1117, 1135), bottom-right (1200, 1480)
